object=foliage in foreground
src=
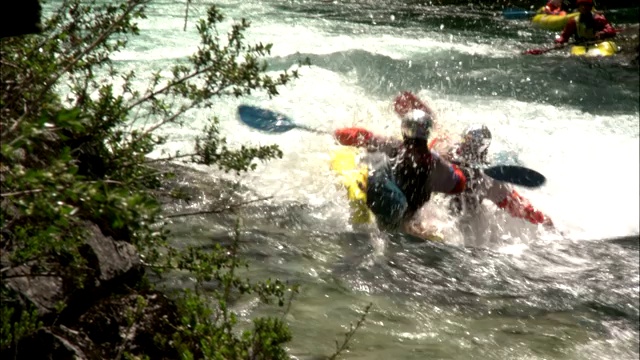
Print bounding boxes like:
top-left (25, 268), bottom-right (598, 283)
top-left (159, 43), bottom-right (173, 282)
top-left (0, 0), bottom-right (368, 358)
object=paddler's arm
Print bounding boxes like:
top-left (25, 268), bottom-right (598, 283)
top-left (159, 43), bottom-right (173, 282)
top-left (334, 127), bottom-right (378, 147)
top-left (555, 18), bottom-right (577, 44)
top-left (485, 181), bottom-right (554, 229)
top-left (333, 127), bottom-right (397, 152)
top-left (428, 136), bottom-right (455, 162)
top-left (428, 150), bottom-right (467, 195)
top-left (594, 16), bottom-right (616, 39)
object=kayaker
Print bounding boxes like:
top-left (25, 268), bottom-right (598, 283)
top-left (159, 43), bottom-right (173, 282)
top-left (429, 125), bottom-right (555, 230)
top-left (333, 101), bottom-right (468, 234)
top-left (543, 0), bottom-right (567, 15)
top-left (554, 0), bottom-right (616, 46)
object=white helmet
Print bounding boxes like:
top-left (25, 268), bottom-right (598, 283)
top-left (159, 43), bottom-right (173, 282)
top-left (400, 109), bottom-right (433, 141)
top-left (461, 124), bottom-right (492, 156)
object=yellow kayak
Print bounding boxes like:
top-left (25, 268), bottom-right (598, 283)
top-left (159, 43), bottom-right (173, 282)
top-left (329, 146), bottom-right (372, 224)
top-left (570, 40), bottom-right (618, 57)
top-left (531, 8), bottom-right (580, 32)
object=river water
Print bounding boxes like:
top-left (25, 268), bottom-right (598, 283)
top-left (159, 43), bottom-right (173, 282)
top-left (104, 0), bottom-right (640, 358)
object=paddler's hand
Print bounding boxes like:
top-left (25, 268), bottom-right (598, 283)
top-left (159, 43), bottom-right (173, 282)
top-left (594, 31), bottom-right (605, 40)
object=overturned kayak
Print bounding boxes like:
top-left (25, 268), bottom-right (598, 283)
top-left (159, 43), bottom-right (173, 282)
top-left (329, 146), bottom-right (372, 224)
top-left (531, 9), bottom-right (580, 32)
top-left (570, 40), bottom-right (618, 57)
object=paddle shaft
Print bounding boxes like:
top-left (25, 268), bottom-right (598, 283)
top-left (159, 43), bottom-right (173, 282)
top-left (237, 103), bottom-right (545, 188)
top-left (297, 124), bottom-right (543, 187)
top-left (295, 124), bottom-right (332, 135)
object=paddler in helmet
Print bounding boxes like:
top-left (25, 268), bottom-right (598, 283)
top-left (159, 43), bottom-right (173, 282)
top-left (430, 125), bottom-right (555, 230)
top-left (333, 97), bottom-right (468, 234)
top-left (554, 0), bottom-right (616, 47)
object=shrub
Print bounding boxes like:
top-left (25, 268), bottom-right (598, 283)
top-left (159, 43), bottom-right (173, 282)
top-left (0, 0), bottom-right (336, 357)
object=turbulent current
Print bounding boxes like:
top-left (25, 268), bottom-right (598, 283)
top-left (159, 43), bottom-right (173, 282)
top-left (79, 0), bottom-right (640, 359)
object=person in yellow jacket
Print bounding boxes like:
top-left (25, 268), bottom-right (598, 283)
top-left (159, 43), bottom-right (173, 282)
top-left (554, 0), bottom-right (616, 45)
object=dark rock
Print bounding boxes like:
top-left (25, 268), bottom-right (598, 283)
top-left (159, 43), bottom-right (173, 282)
top-left (82, 222), bottom-right (140, 283)
top-left (4, 291), bottom-right (180, 360)
top-left (4, 264), bottom-right (65, 317)
top-left (1, 210), bottom-right (182, 359)
top-left (9, 328), bottom-right (88, 360)
top-left (3, 222), bottom-right (142, 319)
top-left (72, 291), bottom-right (180, 360)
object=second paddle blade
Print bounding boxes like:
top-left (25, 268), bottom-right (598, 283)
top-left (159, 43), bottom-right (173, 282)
top-left (484, 165), bottom-right (546, 188)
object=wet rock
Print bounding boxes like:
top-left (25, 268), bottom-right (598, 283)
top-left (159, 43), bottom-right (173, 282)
top-left (82, 222), bottom-right (140, 284)
top-left (3, 264), bottom-right (66, 317)
top-left (11, 328), bottom-right (89, 360)
top-left (71, 291), bottom-right (180, 360)
top-left (5, 291), bottom-right (180, 360)
top-left (1, 217), bottom-right (181, 359)
top-left (3, 222), bottom-right (142, 319)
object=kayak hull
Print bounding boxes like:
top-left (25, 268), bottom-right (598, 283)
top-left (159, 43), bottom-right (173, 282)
top-left (570, 40), bottom-right (618, 57)
top-left (329, 147), bottom-right (372, 224)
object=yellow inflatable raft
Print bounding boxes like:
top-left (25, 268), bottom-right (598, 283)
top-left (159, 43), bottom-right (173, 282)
top-left (570, 40), bottom-right (618, 57)
top-left (531, 9), bottom-right (580, 32)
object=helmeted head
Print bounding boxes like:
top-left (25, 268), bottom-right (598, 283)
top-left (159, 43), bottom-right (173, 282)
top-left (400, 109), bottom-right (433, 142)
top-left (457, 124), bottom-right (492, 163)
top-left (576, 0), bottom-right (593, 14)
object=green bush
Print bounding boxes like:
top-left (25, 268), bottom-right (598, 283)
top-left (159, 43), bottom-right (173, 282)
top-left (1, 0), bottom-right (294, 270)
top-left (1, 0), bottom-right (373, 358)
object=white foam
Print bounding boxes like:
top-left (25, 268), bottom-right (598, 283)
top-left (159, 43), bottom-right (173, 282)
top-left (131, 1), bottom-right (638, 243)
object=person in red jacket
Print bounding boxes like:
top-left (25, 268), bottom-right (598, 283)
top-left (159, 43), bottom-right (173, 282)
top-left (333, 103), bottom-right (468, 235)
top-left (430, 124), bottom-right (555, 230)
top-left (543, 0), bottom-right (567, 15)
top-left (554, 0), bottom-right (615, 45)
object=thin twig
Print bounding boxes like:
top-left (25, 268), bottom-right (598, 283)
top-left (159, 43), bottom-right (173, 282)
top-left (114, 295), bottom-right (146, 360)
top-left (1, 179), bottom-right (125, 198)
top-left (328, 303), bottom-right (372, 360)
top-left (220, 217), bottom-right (243, 324)
top-left (280, 286), bottom-right (297, 321)
top-left (1, 272), bottom-right (64, 279)
top-left (183, 0), bottom-right (190, 32)
top-left (164, 196), bottom-right (273, 218)
top-left (1, 189), bottom-right (43, 197)
top-left (143, 153), bottom-right (195, 164)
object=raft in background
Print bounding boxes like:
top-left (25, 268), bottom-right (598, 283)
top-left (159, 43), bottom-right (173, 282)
top-left (531, 8), bottom-right (581, 31)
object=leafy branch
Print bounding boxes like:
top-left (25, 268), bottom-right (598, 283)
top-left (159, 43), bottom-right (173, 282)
top-left (328, 303), bottom-right (373, 360)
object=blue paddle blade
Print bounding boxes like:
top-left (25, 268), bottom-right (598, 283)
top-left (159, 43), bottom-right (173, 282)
top-left (484, 165), bottom-right (546, 188)
top-left (237, 104), bottom-right (297, 133)
top-left (503, 8), bottom-right (536, 20)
